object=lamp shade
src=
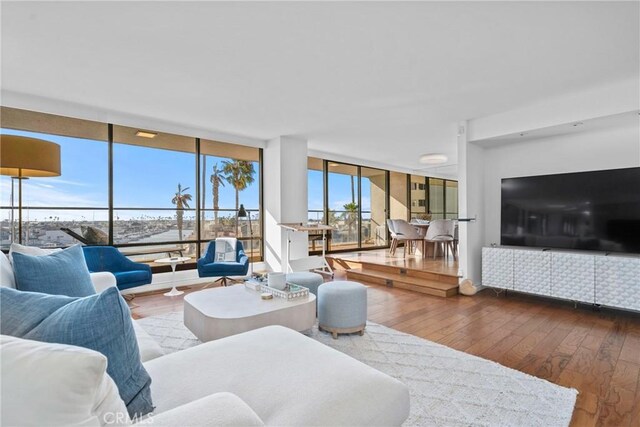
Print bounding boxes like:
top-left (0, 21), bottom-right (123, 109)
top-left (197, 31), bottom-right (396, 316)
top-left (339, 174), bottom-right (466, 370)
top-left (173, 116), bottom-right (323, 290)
top-left (237, 204), bottom-right (247, 218)
top-left (0, 135), bottom-right (61, 177)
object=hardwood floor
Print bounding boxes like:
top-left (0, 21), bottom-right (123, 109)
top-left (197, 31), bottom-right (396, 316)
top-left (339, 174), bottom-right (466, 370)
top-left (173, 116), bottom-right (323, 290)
top-left (131, 273), bottom-right (640, 427)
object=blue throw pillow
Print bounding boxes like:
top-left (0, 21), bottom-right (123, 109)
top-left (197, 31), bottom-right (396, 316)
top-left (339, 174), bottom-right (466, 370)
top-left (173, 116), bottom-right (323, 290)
top-left (0, 287), bottom-right (154, 418)
top-left (12, 244), bottom-right (95, 297)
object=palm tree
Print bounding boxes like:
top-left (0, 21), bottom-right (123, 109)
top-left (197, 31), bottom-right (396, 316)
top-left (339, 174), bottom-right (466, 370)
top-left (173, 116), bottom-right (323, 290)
top-left (210, 163), bottom-right (226, 227)
top-left (171, 183), bottom-right (192, 241)
top-left (222, 160), bottom-right (255, 232)
top-left (343, 202), bottom-right (358, 242)
top-left (350, 175), bottom-right (355, 204)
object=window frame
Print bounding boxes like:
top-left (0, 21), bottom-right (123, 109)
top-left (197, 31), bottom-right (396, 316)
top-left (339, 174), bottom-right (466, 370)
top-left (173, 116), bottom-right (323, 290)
top-left (1, 110), bottom-right (264, 269)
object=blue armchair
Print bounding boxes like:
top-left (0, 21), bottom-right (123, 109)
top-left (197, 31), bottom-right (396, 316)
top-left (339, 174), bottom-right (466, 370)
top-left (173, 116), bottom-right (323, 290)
top-left (82, 246), bottom-right (152, 290)
top-left (197, 240), bottom-right (249, 286)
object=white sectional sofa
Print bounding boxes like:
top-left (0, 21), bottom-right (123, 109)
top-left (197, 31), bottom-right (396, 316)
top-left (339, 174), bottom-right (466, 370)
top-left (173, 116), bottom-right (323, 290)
top-left (143, 325), bottom-right (410, 426)
top-left (0, 250), bottom-right (165, 363)
top-left (1, 251), bottom-right (410, 426)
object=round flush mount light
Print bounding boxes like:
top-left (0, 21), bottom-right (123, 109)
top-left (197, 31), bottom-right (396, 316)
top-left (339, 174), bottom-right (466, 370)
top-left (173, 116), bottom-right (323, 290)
top-left (419, 153), bottom-right (448, 165)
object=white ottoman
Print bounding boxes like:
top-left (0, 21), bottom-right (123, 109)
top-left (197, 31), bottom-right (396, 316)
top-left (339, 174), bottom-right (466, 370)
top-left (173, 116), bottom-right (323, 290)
top-left (318, 281), bottom-right (367, 339)
top-left (286, 272), bottom-right (324, 296)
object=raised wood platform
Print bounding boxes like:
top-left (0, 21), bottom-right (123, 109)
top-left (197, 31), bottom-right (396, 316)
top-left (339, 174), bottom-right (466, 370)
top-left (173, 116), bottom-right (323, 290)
top-left (327, 249), bottom-right (460, 297)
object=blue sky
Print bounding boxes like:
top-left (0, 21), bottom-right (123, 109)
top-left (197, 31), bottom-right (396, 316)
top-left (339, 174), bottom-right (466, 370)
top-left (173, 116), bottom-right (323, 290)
top-left (309, 170), bottom-right (371, 212)
top-left (0, 128), bottom-right (260, 218)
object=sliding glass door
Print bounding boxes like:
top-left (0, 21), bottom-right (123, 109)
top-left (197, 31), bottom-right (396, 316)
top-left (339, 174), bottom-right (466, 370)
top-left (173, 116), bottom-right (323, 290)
top-left (409, 174), bottom-right (458, 220)
top-left (361, 167), bottom-right (388, 247)
top-left (199, 139), bottom-right (261, 262)
top-left (328, 162), bottom-right (359, 250)
top-left (308, 159), bottom-right (388, 253)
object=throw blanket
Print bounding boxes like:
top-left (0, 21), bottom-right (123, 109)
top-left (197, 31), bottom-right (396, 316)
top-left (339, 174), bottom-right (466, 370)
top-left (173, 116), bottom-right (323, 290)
top-left (214, 238), bottom-right (237, 262)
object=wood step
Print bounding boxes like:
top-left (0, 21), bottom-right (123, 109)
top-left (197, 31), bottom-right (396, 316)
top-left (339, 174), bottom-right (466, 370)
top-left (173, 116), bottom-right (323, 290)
top-left (327, 256), bottom-right (459, 285)
top-left (346, 268), bottom-right (458, 298)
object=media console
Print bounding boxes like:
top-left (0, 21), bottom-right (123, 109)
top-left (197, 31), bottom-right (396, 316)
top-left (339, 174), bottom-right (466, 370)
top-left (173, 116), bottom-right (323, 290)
top-left (482, 246), bottom-right (640, 312)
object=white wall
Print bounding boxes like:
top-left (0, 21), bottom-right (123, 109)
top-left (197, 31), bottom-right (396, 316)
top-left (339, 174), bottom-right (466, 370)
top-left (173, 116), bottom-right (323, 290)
top-left (481, 123), bottom-right (640, 247)
top-left (263, 136), bottom-right (309, 272)
top-left (459, 77), bottom-right (640, 286)
top-left (468, 78), bottom-right (639, 142)
top-left (457, 121), bottom-right (485, 284)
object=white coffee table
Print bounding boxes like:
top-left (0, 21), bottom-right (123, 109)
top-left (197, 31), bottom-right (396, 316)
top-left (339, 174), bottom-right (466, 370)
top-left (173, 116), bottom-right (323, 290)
top-left (155, 256), bottom-right (190, 296)
top-left (184, 285), bottom-right (316, 342)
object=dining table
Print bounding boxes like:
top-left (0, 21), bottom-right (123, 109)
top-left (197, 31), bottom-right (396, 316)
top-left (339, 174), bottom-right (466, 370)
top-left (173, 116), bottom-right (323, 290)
top-left (408, 221), bottom-right (433, 258)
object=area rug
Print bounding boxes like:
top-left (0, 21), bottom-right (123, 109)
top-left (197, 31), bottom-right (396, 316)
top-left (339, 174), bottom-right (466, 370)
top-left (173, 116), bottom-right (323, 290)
top-left (137, 312), bottom-right (577, 427)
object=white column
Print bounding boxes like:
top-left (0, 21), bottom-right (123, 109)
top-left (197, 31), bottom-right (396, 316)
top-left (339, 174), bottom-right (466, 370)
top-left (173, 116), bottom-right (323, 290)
top-left (263, 136), bottom-right (309, 272)
top-left (457, 121), bottom-right (485, 285)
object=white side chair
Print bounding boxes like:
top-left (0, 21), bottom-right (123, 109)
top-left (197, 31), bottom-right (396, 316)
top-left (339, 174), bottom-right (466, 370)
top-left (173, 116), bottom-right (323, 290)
top-left (453, 223), bottom-right (459, 258)
top-left (393, 219), bottom-right (425, 257)
top-left (424, 219), bottom-right (456, 260)
top-left (387, 219), bottom-right (401, 255)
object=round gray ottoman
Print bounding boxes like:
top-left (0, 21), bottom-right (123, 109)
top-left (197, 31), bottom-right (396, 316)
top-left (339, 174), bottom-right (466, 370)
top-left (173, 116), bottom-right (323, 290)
top-left (286, 272), bottom-right (324, 296)
top-left (318, 281), bottom-right (367, 339)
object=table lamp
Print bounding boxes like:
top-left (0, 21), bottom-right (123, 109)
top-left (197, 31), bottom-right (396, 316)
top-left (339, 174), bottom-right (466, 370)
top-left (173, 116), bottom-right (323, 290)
top-left (0, 135), bottom-right (61, 243)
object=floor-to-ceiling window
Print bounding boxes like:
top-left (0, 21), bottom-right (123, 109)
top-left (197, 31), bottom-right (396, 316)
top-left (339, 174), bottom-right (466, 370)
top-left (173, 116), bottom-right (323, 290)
top-left (308, 159), bottom-right (388, 253)
top-left (112, 126), bottom-right (198, 261)
top-left (200, 139), bottom-right (261, 261)
top-left (445, 180), bottom-right (458, 219)
top-left (409, 175), bottom-right (428, 220)
top-left (328, 162), bottom-right (359, 250)
top-left (0, 108), bottom-right (109, 250)
top-left (0, 107), bottom-right (263, 266)
top-left (361, 167), bottom-right (388, 247)
top-left (307, 157), bottom-right (326, 252)
top-left (429, 178), bottom-right (445, 220)
top-left (409, 175), bottom-right (458, 220)
top-left (307, 157), bottom-right (324, 226)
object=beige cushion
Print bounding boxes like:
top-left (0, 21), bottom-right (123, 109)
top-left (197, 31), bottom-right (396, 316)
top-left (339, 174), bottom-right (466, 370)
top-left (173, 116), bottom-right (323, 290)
top-left (136, 393), bottom-right (263, 426)
top-left (144, 326), bottom-right (409, 426)
top-left (8, 242), bottom-right (62, 264)
top-left (132, 321), bottom-right (165, 362)
top-left (0, 251), bottom-right (15, 288)
top-left (1, 335), bottom-right (130, 426)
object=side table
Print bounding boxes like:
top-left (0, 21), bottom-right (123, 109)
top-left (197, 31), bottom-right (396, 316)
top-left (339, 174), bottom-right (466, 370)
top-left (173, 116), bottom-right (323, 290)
top-left (155, 256), bottom-right (190, 296)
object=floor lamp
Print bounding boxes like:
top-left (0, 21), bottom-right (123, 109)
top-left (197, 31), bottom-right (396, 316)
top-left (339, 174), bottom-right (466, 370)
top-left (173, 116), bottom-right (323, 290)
top-left (237, 204), bottom-right (253, 277)
top-left (0, 135), bottom-right (61, 243)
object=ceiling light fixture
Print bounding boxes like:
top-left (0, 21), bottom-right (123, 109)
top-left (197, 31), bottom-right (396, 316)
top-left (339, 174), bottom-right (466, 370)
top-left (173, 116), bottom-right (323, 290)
top-left (519, 132), bottom-right (527, 137)
top-left (135, 130), bottom-right (158, 138)
top-left (572, 122), bottom-right (584, 127)
top-left (419, 153), bottom-right (448, 165)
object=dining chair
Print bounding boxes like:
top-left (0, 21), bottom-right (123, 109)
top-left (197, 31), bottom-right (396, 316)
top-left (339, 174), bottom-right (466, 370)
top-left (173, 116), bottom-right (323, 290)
top-left (453, 223), bottom-right (459, 258)
top-left (424, 219), bottom-right (456, 260)
top-left (393, 219), bottom-right (425, 257)
top-left (387, 219), bottom-right (400, 255)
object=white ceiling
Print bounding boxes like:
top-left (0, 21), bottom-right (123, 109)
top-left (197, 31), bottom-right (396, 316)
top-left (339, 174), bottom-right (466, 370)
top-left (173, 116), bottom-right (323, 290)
top-left (1, 1), bottom-right (638, 175)
top-left (474, 111), bottom-right (640, 148)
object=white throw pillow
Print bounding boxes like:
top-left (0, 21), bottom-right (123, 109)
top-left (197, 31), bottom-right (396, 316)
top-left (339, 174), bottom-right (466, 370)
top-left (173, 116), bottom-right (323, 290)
top-left (214, 238), bottom-right (237, 262)
top-left (1, 335), bottom-right (131, 426)
top-left (0, 251), bottom-right (16, 288)
top-left (8, 242), bottom-right (63, 264)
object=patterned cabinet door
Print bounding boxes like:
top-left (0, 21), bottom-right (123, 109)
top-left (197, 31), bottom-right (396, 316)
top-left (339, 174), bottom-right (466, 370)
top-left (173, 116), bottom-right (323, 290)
top-left (514, 250), bottom-right (551, 296)
top-left (551, 253), bottom-right (595, 303)
top-left (482, 247), bottom-right (513, 289)
top-left (595, 256), bottom-right (640, 311)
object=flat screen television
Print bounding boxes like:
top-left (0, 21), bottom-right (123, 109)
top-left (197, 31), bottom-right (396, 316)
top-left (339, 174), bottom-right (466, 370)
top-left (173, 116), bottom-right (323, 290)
top-left (501, 167), bottom-right (640, 254)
